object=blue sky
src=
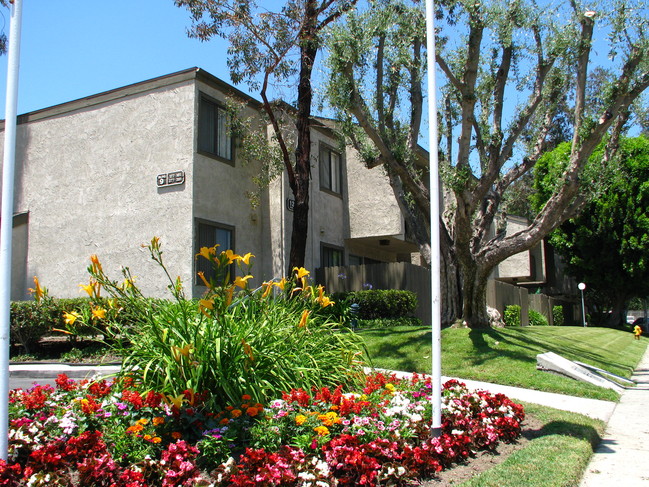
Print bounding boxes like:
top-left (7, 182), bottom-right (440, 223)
top-left (0, 0), bottom-right (252, 116)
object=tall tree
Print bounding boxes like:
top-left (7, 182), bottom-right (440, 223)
top-left (176, 0), bottom-right (355, 272)
top-left (533, 136), bottom-right (649, 326)
top-left (325, 0), bottom-right (649, 328)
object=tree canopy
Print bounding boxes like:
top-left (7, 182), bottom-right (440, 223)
top-left (324, 0), bottom-right (649, 327)
top-left (176, 0), bottom-right (355, 271)
top-left (534, 136), bottom-right (649, 324)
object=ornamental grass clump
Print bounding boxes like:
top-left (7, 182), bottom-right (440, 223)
top-left (79, 237), bottom-right (367, 410)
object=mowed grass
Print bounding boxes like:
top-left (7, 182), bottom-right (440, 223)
top-left (459, 402), bottom-right (605, 487)
top-left (360, 326), bottom-right (649, 401)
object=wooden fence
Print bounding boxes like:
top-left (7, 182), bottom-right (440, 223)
top-left (317, 262), bottom-right (579, 326)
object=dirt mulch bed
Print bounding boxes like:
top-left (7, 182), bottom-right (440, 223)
top-left (415, 414), bottom-right (544, 486)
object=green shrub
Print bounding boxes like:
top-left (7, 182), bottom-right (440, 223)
top-left (357, 317), bottom-right (422, 328)
top-left (552, 305), bottom-right (564, 326)
top-left (10, 300), bottom-right (59, 353)
top-left (529, 309), bottom-right (549, 326)
top-left (503, 305), bottom-right (522, 327)
top-left (335, 290), bottom-right (417, 320)
top-left (82, 238), bottom-right (367, 410)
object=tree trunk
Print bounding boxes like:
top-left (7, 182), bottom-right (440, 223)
top-left (607, 294), bottom-right (628, 328)
top-left (287, 1), bottom-right (318, 272)
top-left (458, 258), bottom-right (491, 328)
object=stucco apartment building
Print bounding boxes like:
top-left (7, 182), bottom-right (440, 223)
top-left (0, 67), bottom-right (419, 301)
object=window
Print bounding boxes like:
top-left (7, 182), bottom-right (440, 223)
top-left (321, 244), bottom-right (344, 267)
top-left (319, 145), bottom-right (342, 194)
top-left (198, 95), bottom-right (233, 162)
top-left (195, 220), bottom-right (234, 284)
top-left (349, 254), bottom-right (381, 266)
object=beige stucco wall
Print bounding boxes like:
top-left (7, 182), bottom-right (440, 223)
top-left (3, 81), bottom-right (196, 300)
top-left (346, 148), bottom-right (403, 240)
top-left (191, 81), bottom-right (266, 295)
top-left (496, 216), bottom-right (532, 280)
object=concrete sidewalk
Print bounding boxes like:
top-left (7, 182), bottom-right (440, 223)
top-left (579, 346), bottom-right (649, 486)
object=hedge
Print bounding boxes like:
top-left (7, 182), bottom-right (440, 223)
top-left (333, 289), bottom-right (418, 320)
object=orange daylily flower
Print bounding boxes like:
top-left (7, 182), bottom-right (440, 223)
top-left (196, 245), bottom-right (218, 260)
top-left (293, 267), bottom-right (310, 279)
top-left (28, 276), bottom-right (45, 302)
top-left (197, 271), bottom-right (212, 289)
top-left (225, 285), bottom-right (235, 307)
top-left (63, 311), bottom-right (81, 326)
top-left (298, 309), bottom-right (310, 328)
top-left (223, 249), bottom-right (239, 264)
top-left (233, 275), bottom-right (252, 289)
top-left (91, 306), bottom-right (106, 320)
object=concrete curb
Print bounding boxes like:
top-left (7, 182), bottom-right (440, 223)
top-left (9, 363), bottom-right (121, 380)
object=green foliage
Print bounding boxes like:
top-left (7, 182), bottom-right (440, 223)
top-left (535, 136), bottom-right (649, 312)
top-left (10, 300), bottom-right (59, 354)
top-left (528, 309), bottom-right (549, 327)
top-left (334, 290), bottom-right (418, 320)
top-left (552, 305), bottom-right (564, 326)
top-left (84, 238), bottom-right (367, 410)
top-left (503, 305), bottom-right (522, 327)
top-left (356, 317), bottom-right (422, 328)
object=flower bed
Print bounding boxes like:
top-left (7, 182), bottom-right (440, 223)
top-left (2, 372), bottom-right (524, 486)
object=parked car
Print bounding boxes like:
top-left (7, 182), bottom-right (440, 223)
top-left (632, 317), bottom-right (649, 332)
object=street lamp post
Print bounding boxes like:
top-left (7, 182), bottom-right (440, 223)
top-left (578, 282), bottom-right (586, 327)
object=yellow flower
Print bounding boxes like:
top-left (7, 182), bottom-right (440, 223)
top-left (293, 267), bottom-right (310, 279)
top-left (242, 339), bottom-right (255, 362)
top-left (275, 277), bottom-right (287, 290)
top-left (238, 252), bottom-right (254, 265)
top-left (225, 285), bottom-right (235, 307)
top-left (261, 281), bottom-right (274, 299)
top-left (223, 249), bottom-right (239, 264)
top-left (164, 394), bottom-right (185, 409)
top-left (314, 426), bottom-right (330, 436)
top-left (298, 309), bottom-right (310, 328)
top-left (233, 275), bottom-right (252, 289)
top-left (91, 306), bottom-right (106, 320)
top-left (63, 311), bottom-right (81, 325)
top-left (295, 414), bottom-right (307, 426)
top-left (197, 271), bottom-right (212, 289)
top-left (199, 298), bottom-right (214, 310)
top-left (171, 344), bottom-right (193, 362)
top-left (196, 245), bottom-right (218, 260)
top-left (28, 276), bottom-right (46, 302)
top-left (90, 254), bottom-right (102, 273)
top-left (385, 383), bottom-right (396, 393)
top-left (138, 418), bottom-right (150, 426)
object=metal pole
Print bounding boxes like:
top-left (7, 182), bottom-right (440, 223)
top-left (580, 289), bottom-right (585, 326)
top-left (425, 0), bottom-right (442, 437)
top-left (0, 0), bottom-right (24, 460)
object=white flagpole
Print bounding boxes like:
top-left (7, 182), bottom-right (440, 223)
top-left (425, 0), bottom-right (442, 436)
top-left (0, 0), bottom-right (24, 460)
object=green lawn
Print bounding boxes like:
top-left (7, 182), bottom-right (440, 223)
top-left (459, 402), bottom-right (605, 487)
top-left (360, 325), bottom-right (648, 401)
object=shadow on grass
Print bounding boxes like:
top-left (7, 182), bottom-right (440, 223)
top-left (499, 328), bottom-right (639, 377)
top-left (524, 419), bottom-right (602, 450)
